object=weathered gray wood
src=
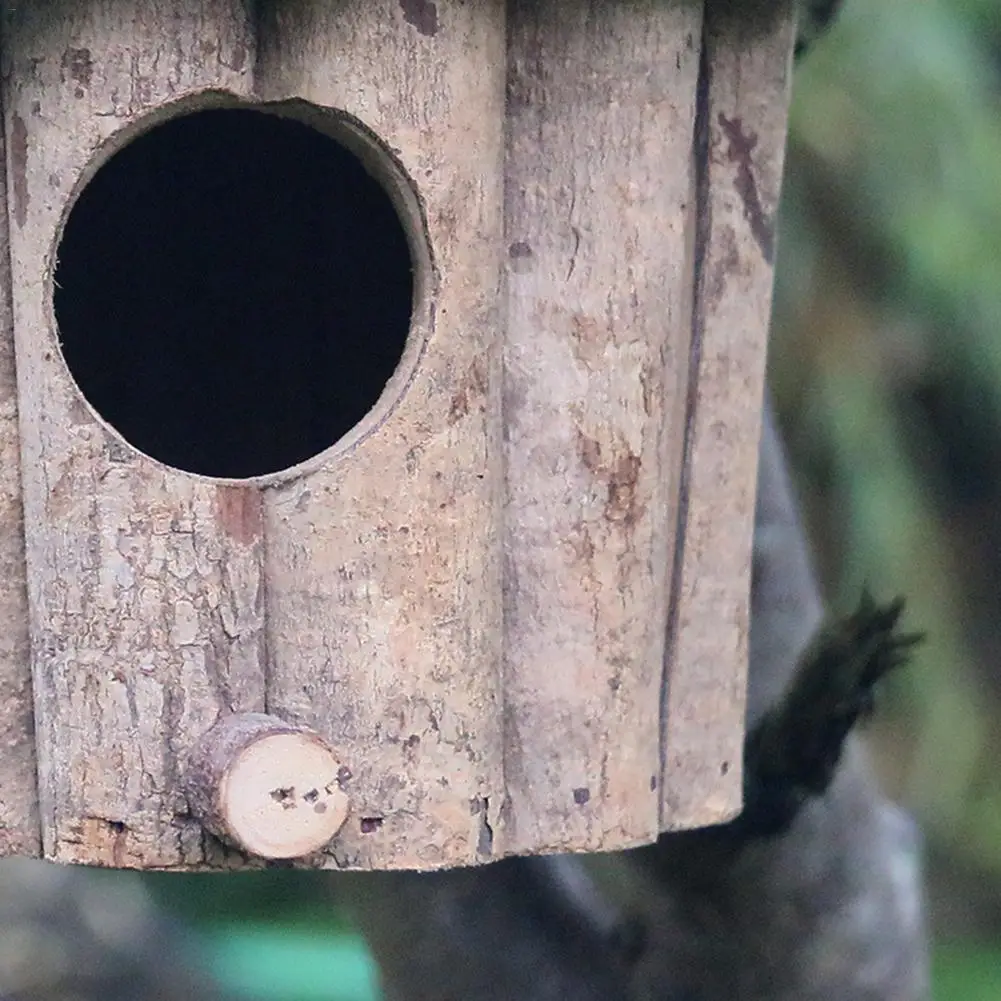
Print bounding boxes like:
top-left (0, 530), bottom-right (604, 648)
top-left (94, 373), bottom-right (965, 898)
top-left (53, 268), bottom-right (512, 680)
top-left (1, 0), bottom-right (264, 866)
top-left (0, 104), bottom-right (39, 858)
top-left (0, 0), bottom-right (796, 869)
top-left (660, 0), bottom-right (797, 830)
top-left (501, 0), bottom-right (704, 855)
top-left (254, 0), bottom-right (508, 870)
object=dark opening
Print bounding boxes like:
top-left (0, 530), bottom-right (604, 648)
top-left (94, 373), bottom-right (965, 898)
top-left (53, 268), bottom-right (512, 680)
top-left (54, 107), bottom-right (414, 478)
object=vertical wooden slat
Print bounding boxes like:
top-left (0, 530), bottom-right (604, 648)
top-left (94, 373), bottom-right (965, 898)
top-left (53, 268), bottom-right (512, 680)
top-left (1, 1), bottom-right (264, 866)
top-left (0, 89), bottom-right (39, 857)
top-left (254, 1), bottom-right (508, 870)
top-left (501, 0), bottom-right (703, 855)
top-left (660, 0), bottom-right (797, 830)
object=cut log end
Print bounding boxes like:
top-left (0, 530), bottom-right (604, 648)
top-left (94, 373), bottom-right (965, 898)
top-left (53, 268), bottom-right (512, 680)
top-left (185, 713), bottom-right (349, 859)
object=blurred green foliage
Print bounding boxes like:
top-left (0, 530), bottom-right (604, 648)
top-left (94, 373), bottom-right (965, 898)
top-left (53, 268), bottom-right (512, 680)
top-left (144, 871), bottom-right (377, 1000)
top-left (935, 942), bottom-right (1001, 999)
top-left (772, 0), bottom-right (1001, 975)
top-left (204, 926), bottom-right (377, 1001)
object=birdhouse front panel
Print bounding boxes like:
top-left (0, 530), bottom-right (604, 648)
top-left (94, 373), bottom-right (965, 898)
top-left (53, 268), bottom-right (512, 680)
top-left (0, 0), bottom-right (796, 870)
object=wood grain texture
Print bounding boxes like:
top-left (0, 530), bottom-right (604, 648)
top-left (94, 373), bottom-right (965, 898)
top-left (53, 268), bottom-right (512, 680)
top-left (1, 0), bottom-right (263, 866)
top-left (254, 0), bottom-right (509, 870)
top-left (184, 711), bottom-right (349, 860)
top-left (0, 102), bottom-right (39, 858)
top-left (0, 0), bottom-right (796, 868)
top-left (660, 0), bottom-right (797, 830)
top-left (501, 0), bottom-right (703, 856)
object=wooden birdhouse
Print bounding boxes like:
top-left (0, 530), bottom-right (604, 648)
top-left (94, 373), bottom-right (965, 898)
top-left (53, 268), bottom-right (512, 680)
top-left (0, 1), bottom-right (797, 870)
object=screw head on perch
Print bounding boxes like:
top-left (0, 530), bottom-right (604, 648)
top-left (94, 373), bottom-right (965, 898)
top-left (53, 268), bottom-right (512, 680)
top-left (184, 712), bottom-right (349, 860)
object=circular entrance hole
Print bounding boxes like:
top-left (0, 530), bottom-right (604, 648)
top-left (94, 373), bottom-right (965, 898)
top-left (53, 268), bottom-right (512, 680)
top-left (54, 106), bottom-right (417, 479)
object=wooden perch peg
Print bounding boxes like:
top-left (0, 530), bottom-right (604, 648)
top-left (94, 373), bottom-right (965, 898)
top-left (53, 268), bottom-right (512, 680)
top-left (184, 713), bottom-right (349, 860)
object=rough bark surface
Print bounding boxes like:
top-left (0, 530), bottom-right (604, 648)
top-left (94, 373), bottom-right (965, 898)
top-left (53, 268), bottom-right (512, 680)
top-left (661, 0), bottom-right (797, 830)
top-left (0, 86), bottom-right (38, 859)
top-left (1, 1), bottom-right (264, 867)
top-left (501, 0), bottom-right (701, 857)
top-left (0, 0), bottom-right (794, 869)
top-left (253, 0), bottom-right (509, 872)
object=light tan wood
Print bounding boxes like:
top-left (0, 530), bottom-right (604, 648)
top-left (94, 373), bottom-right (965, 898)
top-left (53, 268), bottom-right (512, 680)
top-left (501, 0), bottom-right (703, 856)
top-left (660, 0), bottom-right (797, 830)
top-left (0, 105), bottom-right (38, 858)
top-left (185, 712), bottom-right (349, 859)
top-left (0, 0), bottom-right (796, 869)
top-left (1, 1), bottom-right (264, 866)
top-left (254, 1), bottom-right (508, 870)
